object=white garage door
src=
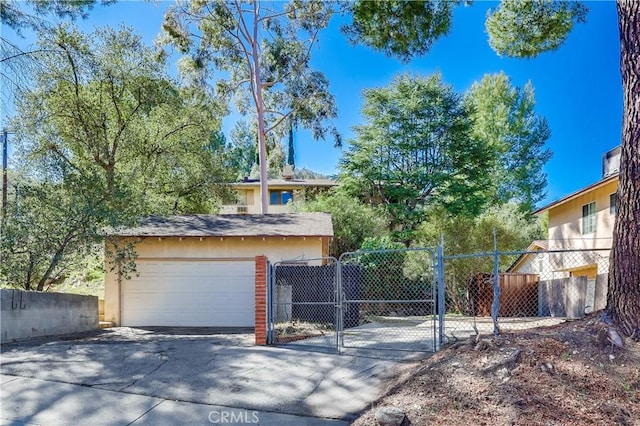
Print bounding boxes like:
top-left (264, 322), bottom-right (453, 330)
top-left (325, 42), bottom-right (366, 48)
top-left (121, 260), bottom-right (255, 327)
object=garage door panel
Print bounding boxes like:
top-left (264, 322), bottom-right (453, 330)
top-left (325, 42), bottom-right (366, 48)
top-left (134, 261), bottom-right (251, 277)
top-left (122, 260), bottom-right (255, 327)
top-left (125, 278), bottom-right (253, 293)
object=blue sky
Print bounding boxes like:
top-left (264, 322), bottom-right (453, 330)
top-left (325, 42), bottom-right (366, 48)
top-left (3, 1), bottom-right (622, 206)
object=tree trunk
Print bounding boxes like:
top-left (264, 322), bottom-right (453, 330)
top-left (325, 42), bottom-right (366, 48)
top-left (607, 1), bottom-right (640, 338)
top-left (252, 1), bottom-right (269, 215)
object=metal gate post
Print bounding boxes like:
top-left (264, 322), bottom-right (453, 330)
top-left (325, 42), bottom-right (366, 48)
top-left (491, 229), bottom-right (501, 336)
top-left (336, 260), bottom-right (343, 354)
top-left (267, 261), bottom-right (274, 344)
top-left (436, 244), bottom-right (446, 350)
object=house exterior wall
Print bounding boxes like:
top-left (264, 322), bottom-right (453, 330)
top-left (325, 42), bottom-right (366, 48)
top-left (512, 178), bottom-right (616, 279)
top-left (104, 236), bottom-right (329, 325)
top-left (220, 185), bottom-right (305, 214)
top-left (546, 178), bottom-right (617, 251)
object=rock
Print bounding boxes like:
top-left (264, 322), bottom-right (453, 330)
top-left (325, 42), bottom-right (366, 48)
top-left (495, 367), bottom-right (510, 381)
top-left (607, 327), bottom-right (624, 348)
top-left (375, 406), bottom-right (406, 426)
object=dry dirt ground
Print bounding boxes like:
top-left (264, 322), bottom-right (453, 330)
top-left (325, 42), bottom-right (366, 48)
top-left (353, 313), bottom-right (640, 426)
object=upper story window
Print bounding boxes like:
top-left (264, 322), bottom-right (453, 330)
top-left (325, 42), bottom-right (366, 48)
top-left (610, 193), bottom-right (618, 215)
top-left (582, 201), bottom-right (596, 234)
top-left (270, 190), bottom-right (293, 205)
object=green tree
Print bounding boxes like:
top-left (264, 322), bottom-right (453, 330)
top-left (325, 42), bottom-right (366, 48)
top-left (339, 73), bottom-right (492, 244)
top-left (1, 0), bottom-right (114, 122)
top-left (287, 121), bottom-right (295, 168)
top-left (417, 203), bottom-right (545, 256)
top-left (1, 25), bottom-right (228, 290)
top-left (225, 121), bottom-right (258, 180)
top-left (343, 0), bottom-right (459, 63)
top-left (293, 190), bottom-right (388, 258)
top-left (0, 174), bottom-right (101, 291)
top-left (485, 0), bottom-right (588, 58)
top-left (161, 0), bottom-right (340, 214)
top-left (466, 72), bottom-right (552, 212)
top-left (18, 25), bottom-right (228, 213)
top-left (224, 120), bottom-right (287, 180)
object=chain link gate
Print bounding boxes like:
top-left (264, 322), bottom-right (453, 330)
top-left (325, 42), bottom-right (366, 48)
top-left (338, 248), bottom-right (438, 353)
top-left (269, 257), bottom-right (340, 351)
top-left (269, 249), bottom-right (439, 355)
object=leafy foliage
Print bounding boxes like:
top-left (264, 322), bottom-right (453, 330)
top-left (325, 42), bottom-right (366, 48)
top-left (344, 0), bottom-right (460, 62)
top-left (293, 190), bottom-right (387, 258)
top-left (466, 72), bottom-right (552, 211)
top-left (485, 0), bottom-right (588, 58)
top-left (417, 203), bottom-right (546, 256)
top-left (0, 177), bottom-right (99, 291)
top-left (340, 73), bottom-right (492, 243)
top-left (1, 0), bottom-right (114, 34)
top-left (223, 120), bottom-right (289, 180)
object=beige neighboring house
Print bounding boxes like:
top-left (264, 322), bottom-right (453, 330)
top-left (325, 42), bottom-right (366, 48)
top-left (511, 147), bottom-right (619, 280)
top-left (103, 213), bottom-right (333, 327)
top-left (220, 176), bottom-right (337, 214)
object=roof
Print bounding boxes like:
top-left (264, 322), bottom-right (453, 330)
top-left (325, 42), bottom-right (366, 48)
top-left (506, 240), bottom-right (549, 272)
top-left (533, 173), bottom-right (619, 215)
top-left (106, 213), bottom-right (334, 238)
top-left (232, 178), bottom-right (337, 188)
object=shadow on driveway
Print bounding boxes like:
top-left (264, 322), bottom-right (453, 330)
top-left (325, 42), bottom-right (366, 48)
top-left (1, 327), bottom-right (412, 421)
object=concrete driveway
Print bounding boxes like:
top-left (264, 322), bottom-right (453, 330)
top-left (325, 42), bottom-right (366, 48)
top-left (0, 328), bottom-right (411, 425)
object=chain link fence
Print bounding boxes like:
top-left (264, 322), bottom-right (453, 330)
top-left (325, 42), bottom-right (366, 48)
top-left (339, 248), bottom-right (437, 352)
top-left (441, 247), bottom-right (611, 342)
top-left (268, 242), bottom-right (611, 354)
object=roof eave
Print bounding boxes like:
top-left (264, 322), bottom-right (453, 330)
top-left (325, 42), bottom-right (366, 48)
top-left (533, 173), bottom-right (619, 215)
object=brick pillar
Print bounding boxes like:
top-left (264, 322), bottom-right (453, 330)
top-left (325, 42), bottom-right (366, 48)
top-left (254, 255), bottom-right (268, 345)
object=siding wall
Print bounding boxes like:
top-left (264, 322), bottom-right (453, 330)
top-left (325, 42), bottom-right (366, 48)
top-left (547, 178), bottom-right (617, 251)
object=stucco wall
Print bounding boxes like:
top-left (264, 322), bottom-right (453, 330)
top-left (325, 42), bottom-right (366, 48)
top-left (547, 178), bottom-right (617, 250)
top-left (1, 290), bottom-right (98, 343)
top-left (104, 236), bottom-right (327, 325)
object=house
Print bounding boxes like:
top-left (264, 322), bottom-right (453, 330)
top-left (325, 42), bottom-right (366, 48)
top-left (103, 213), bottom-right (333, 328)
top-left (220, 174), bottom-right (337, 214)
top-left (511, 147), bottom-right (618, 279)
top-left (507, 147), bottom-right (618, 315)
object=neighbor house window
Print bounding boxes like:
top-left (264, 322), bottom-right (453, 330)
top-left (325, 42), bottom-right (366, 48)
top-left (582, 201), bottom-right (596, 234)
top-left (610, 193), bottom-right (618, 215)
top-left (269, 190), bottom-right (293, 205)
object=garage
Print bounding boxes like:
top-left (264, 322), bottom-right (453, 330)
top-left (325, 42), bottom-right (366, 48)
top-left (103, 213), bottom-right (334, 328)
top-left (121, 259), bottom-right (254, 327)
